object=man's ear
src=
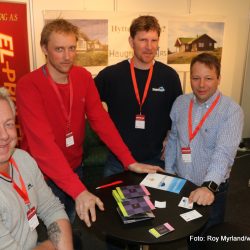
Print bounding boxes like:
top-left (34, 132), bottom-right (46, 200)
top-left (41, 45), bottom-right (48, 56)
top-left (128, 36), bottom-right (134, 49)
top-left (218, 75), bottom-right (221, 85)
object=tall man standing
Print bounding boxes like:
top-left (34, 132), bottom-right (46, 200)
top-left (95, 15), bottom-right (182, 176)
top-left (16, 18), bottom-right (163, 228)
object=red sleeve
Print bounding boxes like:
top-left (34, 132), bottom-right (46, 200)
top-left (83, 75), bottom-right (135, 168)
top-left (16, 74), bottom-right (85, 199)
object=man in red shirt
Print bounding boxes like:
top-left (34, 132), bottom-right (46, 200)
top-left (16, 19), bottom-right (163, 227)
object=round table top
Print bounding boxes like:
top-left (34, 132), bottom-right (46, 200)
top-left (89, 171), bottom-right (210, 245)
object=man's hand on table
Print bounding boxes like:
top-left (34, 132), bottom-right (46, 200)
top-left (75, 190), bottom-right (104, 227)
top-left (128, 162), bottom-right (166, 174)
top-left (189, 187), bottom-right (215, 206)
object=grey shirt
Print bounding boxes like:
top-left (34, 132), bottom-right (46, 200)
top-left (0, 149), bottom-right (68, 250)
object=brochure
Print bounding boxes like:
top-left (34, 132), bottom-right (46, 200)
top-left (140, 173), bottom-right (186, 194)
top-left (117, 196), bottom-right (155, 217)
top-left (116, 184), bottom-right (150, 200)
top-left (116, 207), bottom-right (155, 224)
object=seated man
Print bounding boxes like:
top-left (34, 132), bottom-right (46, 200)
top-left (0, 87), bottom-right (73, 250)
top-left (165, 53), bottom-right (244, 233)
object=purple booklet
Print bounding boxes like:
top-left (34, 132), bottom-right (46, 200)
top-left (116, 184), bottom-right (150, 200)
top-left (118, 196), bottom-right (155, 217)
top-left (116, 207), bottom-right (155, 224)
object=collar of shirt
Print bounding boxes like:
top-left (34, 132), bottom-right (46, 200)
top-left (192, 90), bottom-right (220, 109)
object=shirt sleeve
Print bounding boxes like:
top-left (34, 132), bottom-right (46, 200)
top-left (16, 77), bottom-right (86, 199)
top-left (165, 102), bottom-right (178, 174)
top-left (204, 104), bottom-right (244, 185)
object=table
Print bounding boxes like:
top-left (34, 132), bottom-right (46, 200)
top-left (89, 171), bottom-right (210, 246)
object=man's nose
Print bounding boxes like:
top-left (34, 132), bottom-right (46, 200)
top-left (146, 41), bottom-right (153, 49)
top-left (64, 49), bottom-right (70, 59)
top-left (199, 79), bottom-right (205, 87)
top-left (0, 126), bottom-right (9, 141)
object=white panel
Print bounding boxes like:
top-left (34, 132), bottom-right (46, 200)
top-left (117, 0), bottom-right (188, 13)
top-left (84, 0), bottom-right (114, 11)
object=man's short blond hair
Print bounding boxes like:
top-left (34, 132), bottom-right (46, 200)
top-left (0, 87), bottom-right (16, 116)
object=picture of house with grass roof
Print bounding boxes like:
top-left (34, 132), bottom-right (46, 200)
top-left (175, 34), bottom-right (216, 52)
top-left (168, 21), bottom-right (224, 64)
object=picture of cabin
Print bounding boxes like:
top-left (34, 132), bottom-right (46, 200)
top-left (77, 32), bottom-right (107, 52)
top-left (66, 19), bottom-right (108, 67)
top-left (174, 34), bottom-right (216, 52)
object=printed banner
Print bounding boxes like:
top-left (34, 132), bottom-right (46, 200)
top-left (0, 2), bottom-right (30, 143)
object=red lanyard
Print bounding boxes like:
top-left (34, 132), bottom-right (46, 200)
top-left (130, 58), bottom-right (153, 114)
top-left (0, 158), bottom-right (30, 206)
top-left (45, 66), bottom-right (73, 132)
top-left (188, 94), bottom-right (220, 142)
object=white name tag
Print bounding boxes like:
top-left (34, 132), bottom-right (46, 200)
top-left (135, 114), bottom-right (145, 129)
top-left (27, 207), bottom-right (39, 231)
top-left (66, 132), bottom-right (74, 147)
top-left (181, 147), bottom-right (191, 163)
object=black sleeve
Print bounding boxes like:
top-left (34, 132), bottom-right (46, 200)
top-left (171, 69), bottom-right (183, 103)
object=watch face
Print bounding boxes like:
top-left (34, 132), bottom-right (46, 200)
top-left (209, 181), bottom-right (218, 192)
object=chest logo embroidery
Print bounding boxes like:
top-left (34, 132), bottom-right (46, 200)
top-left (152, 86), bottom-right (165, 92)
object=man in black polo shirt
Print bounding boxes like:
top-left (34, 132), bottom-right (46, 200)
top-left (95, 15), bottom-right (182, 177)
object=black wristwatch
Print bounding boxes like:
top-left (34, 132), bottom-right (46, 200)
top-left (202, 181), bottom-right (219, 193)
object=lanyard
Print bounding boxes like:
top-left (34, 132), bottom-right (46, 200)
top-left (45, 65), bottom-right (73, 132)
top-left (130, 58), bottom-right (153, 114)
top-left (188, 94), bottom-right (220, 142)
top-left (0, 158), bottom-right (30, 206)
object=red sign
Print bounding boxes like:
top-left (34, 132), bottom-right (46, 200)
top-left (0, 2), bottom-right (30, 143)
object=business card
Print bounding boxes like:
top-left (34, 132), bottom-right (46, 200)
top-left (178, 197), bottom-right (193, 209)
top-left (180, 210), bottom-right (202, 222)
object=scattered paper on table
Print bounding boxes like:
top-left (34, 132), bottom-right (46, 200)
top-left (178, 197), bottom-right (193, 209)
top-left (154, 200), bottom-right (166, 208)
top-left (180, 210), bottom-right (202, 222)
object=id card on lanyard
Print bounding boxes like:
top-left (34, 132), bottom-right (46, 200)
top-left (182, 94), bottom-right (221, 163)
top-left (130, 58), bottom-right (153, 130)
top-left (0, 158), bottom-right (39, 231)
top-left (44, 65), bottom-right (75, 147)
top-left (181, 147), bottom-right (192, 163)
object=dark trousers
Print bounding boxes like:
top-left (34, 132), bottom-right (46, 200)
top-left (46, 165), bottom-right (84, 223)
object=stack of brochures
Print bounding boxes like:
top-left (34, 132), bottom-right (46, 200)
top-left (112, 184), bottom-right (155, 224)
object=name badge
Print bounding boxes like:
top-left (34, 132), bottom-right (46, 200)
top-left (27, 207), bottom-right (39, 231)
top-left (181, 147), bottom-right (191, 163)
top-left (135, 114), bottom-right (145, 129)
top-left (66, 132), bottom-right (74, 147)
